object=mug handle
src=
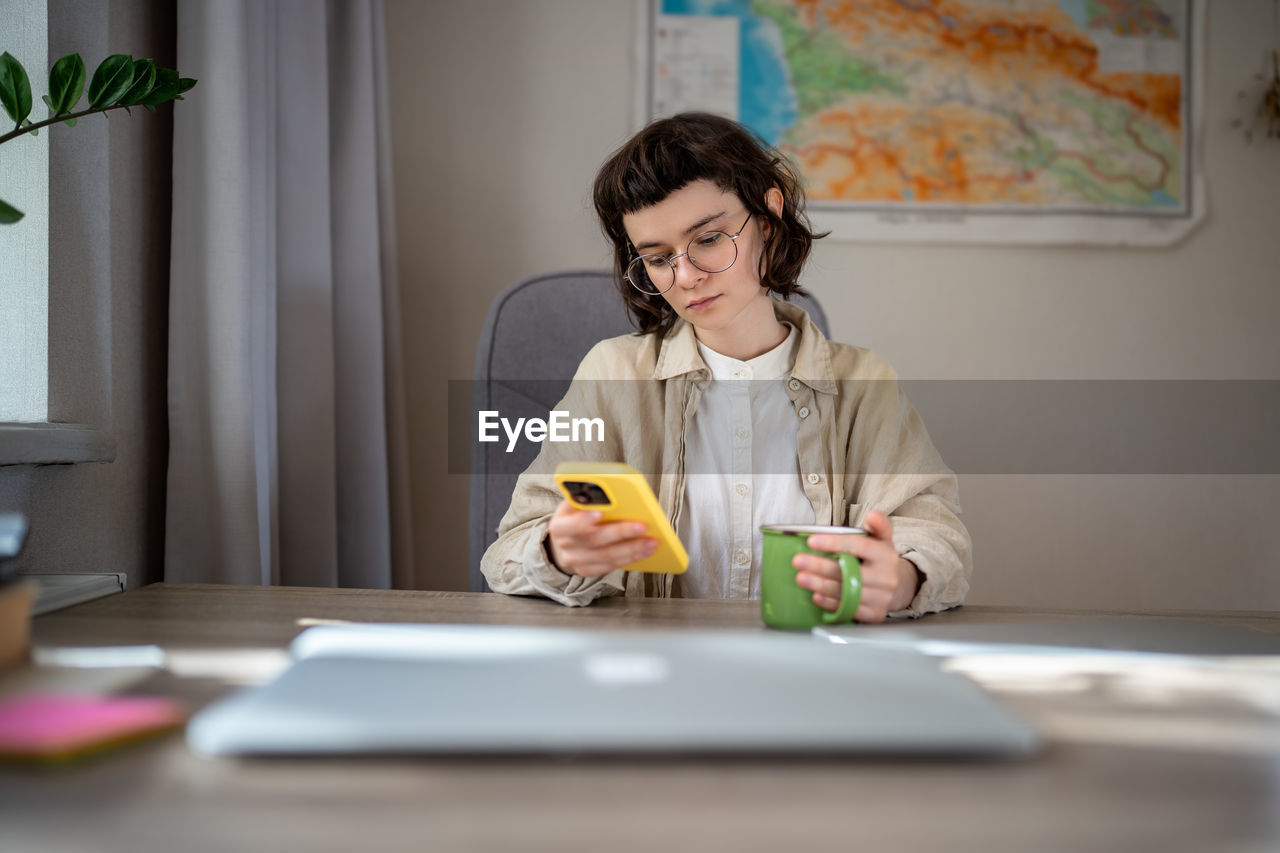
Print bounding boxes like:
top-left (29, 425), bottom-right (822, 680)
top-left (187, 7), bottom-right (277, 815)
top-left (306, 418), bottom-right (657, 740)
top-left (821, 552), bottom-right (862, 624)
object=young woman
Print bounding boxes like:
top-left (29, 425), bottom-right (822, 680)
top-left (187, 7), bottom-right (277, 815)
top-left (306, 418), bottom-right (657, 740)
top-left (481, 112), bottom-right (970, 622)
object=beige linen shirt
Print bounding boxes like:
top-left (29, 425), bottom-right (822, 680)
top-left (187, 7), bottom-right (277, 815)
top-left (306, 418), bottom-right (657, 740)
top-left (480, 299), bottom-right (972, 616)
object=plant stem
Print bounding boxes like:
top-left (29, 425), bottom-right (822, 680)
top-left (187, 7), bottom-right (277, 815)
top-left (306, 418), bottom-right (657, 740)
top-left (0, 103), bottom-right (120, 145)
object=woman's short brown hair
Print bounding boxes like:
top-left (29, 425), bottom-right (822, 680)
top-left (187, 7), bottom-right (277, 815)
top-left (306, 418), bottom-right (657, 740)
top-left (592, 112), bottom-right (825, 337)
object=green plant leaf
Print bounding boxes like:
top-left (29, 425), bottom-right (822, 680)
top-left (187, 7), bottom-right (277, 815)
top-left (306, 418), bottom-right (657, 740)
top-left (178, 77), bottom-right (197, 94)
top-left (117, 58), bottom-right (156, 106)
top-left (0, 197), bottom-right (24, 224)
top-left (48, 53), bottom-right (86, 115)
top-left (42, 93), bottom-right (52, 108)
top-left (137, 67), bottom-right (179, 106)
top-left (65, 117), bottom-right (76, 127)
top-left (87, 54), bottom-right (134, 108)
top-left (0, 52), bottom-right (33, 125)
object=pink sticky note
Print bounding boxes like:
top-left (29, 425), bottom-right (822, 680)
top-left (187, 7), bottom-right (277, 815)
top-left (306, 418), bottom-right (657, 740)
top-left (0, 692), bottom-right (186, 761)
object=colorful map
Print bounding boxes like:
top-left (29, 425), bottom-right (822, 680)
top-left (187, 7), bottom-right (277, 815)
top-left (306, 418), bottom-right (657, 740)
top-left (650, 0), bottom-right (1198, 243)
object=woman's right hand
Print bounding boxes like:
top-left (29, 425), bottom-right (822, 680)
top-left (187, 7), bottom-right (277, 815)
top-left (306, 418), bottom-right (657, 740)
top-left (546, 499), bottom-right (657, 577)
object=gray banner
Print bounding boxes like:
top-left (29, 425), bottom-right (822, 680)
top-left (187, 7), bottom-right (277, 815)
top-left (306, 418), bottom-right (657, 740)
top-left (452, 380), bottom-right (1280, 476)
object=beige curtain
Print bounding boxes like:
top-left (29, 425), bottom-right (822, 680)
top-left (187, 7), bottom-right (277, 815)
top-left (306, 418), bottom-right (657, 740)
top-left (165, 0), bottom-right (412, 588)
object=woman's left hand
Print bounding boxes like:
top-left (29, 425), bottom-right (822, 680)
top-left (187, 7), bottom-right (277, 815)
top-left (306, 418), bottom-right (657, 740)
top-left (792, 511), bottom-right (922, 623)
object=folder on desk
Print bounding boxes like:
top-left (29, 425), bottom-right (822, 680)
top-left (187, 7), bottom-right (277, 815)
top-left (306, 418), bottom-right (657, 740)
top-left (187, 625), bottom-right (1040, 758)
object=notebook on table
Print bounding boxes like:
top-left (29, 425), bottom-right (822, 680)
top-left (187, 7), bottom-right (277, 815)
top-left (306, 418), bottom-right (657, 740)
top-left (814, 618), bottom-right (1280, 658)
top-left (187, 624), bottom-right (1040, 758)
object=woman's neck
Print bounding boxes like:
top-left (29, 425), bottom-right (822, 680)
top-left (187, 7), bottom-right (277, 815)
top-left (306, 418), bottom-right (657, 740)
top-left (695, 317), bottom-right (789, 362)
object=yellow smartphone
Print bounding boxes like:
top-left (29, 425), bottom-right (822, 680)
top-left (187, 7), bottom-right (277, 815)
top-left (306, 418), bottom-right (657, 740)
top-left (554, 462), bottom-right (688, 575)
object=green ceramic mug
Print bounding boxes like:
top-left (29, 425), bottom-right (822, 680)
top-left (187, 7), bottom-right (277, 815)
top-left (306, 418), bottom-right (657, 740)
top-left (759, 525), bottom-right (863, 630)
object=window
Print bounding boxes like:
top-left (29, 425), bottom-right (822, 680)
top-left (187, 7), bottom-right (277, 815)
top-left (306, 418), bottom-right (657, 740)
top-left (0, 0), bottom-right (114, 465)
top-left (0, 0), bottom-right (49, 423)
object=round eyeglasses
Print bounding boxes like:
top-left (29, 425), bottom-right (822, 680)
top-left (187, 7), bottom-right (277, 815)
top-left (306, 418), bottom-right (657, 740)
top-left (625, 211), bottom-right (753, 295)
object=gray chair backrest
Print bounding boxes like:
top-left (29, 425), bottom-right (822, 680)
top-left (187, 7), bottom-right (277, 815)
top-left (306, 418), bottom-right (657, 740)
top-left (468, 270), bottom-right (830, 591)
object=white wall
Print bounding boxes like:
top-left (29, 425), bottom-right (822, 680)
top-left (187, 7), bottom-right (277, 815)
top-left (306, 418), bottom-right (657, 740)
top-left (386, 0), bottom-right (1280, 610)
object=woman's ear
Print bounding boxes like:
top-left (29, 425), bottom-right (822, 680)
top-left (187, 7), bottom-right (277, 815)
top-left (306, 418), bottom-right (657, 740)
top-left (764, 186), bottom-right (784, 219)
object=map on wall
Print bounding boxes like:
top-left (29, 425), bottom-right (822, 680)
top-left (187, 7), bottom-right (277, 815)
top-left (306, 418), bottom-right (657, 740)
top-left (645, 0), bottom-right (1203, 245)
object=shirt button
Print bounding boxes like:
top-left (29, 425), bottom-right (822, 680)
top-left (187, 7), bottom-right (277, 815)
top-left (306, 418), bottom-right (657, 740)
top-left (735, 482), bottom-right (749, 497)
top-left (734, 549), bottom-right (749, 566)
top-left (798, 406), bottom-right (810, 419)
top-left (735, 427), bottom-right (749, 441)
top-left (788, 379), bottom-right (801, 391)
top-left (807, 473), bottom-right (821, 485)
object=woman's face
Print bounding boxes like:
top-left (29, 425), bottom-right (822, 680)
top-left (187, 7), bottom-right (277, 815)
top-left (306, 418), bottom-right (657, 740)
top-left (622, 179), bottom-right (777, 346)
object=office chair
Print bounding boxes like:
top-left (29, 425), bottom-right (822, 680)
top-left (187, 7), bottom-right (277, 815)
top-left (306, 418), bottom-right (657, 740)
top-left (468, 270), bottom-right (830, 592)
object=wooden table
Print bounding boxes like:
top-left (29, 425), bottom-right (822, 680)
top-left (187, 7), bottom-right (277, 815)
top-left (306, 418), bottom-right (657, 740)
top-left (3, 584), bottom-right (1280, 853)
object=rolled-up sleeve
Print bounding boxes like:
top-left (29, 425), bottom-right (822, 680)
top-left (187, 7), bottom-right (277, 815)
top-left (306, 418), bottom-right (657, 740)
top-left (841, 360), bottom-right (972, 618)
top-left (481, 475), bottom-right (626, 606)
top-left (480, 342), bottom-right (630, 606)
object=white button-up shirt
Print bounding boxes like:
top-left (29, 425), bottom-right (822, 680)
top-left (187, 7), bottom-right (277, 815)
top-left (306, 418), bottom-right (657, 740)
top-left (677, 326), bottom-right (816, 599)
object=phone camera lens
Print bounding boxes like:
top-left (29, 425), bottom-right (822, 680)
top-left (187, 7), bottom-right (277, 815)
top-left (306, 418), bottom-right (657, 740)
top-left (565, 482), bottom-right (607, 506)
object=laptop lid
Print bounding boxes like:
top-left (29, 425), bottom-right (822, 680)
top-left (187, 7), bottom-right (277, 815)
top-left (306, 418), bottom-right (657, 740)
top-left (187, 624), bottom-right (1041, 758)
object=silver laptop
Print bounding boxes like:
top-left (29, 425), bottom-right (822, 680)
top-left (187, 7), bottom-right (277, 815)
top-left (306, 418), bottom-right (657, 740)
top-left (187, 624), bottom-right (1040, 758)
